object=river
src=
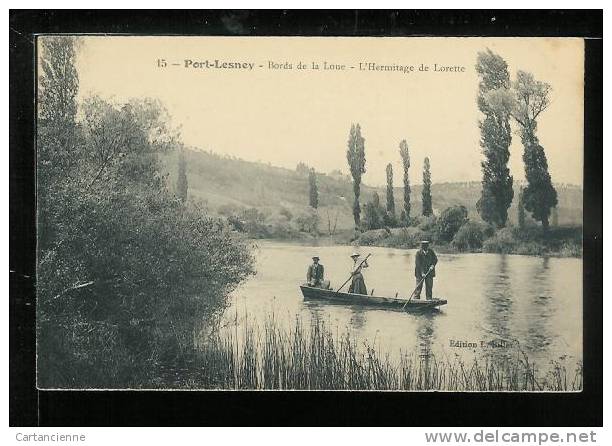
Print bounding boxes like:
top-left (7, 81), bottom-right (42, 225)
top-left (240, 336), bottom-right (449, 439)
top-left (221, 241), bottom-right (582, 369)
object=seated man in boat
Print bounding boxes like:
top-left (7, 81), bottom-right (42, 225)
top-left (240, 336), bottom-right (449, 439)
top-left (307, 255), bottom-right (329, 289)
top-left (348, 252), bottom-right (368, 295)
top-left (414, 240), bottom-right (438, 300)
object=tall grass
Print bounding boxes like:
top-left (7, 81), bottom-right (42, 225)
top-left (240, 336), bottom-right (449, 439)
top-left (180, 317), bottom-right (582, 391)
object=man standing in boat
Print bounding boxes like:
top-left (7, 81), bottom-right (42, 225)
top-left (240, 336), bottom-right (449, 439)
top-left (414, 240), bottom-right (438, 300)
top-left (349, 252), bottom-right (368, 295)
top-left (307, 255), bottom-right (326, 288)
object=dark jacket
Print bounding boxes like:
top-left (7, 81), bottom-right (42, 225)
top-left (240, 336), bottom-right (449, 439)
top-left (307, 263), bottom-right (324, 283)
top-left (415, 248), bottom-right (438, 278)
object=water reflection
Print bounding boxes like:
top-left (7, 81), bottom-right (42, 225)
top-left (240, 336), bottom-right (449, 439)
top-left (416, 313), bottom-right (435, 356)
top-left (349, 306), bottom-right (367, 330)
top-left (525, 257), bottom-right (554, 354)
top-left (482, 255), bottom-right (515, 362)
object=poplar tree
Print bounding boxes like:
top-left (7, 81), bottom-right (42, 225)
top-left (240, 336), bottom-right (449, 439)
top-left (346, 123), bottom-right (366, 228)
top-left (399, 140), bottom-right (411, 225)
top-left (475, 49), bottom-right (514, 228)
top-left (385, 163), bottom-right (395, 218)
top-left (308, 167), bottom-right (319, 209)
top-left (518, 187), bottom-right (526, 229)
top-left (512, 70), bottom-right (557, 231)
top-left (422, 157), bottom-right (433, 217)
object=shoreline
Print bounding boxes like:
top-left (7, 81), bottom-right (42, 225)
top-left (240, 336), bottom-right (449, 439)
top-left (248, 235), bottom-right (582, 259)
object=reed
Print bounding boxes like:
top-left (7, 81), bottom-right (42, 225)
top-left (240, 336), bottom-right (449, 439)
top-left (188, 317), bottom-right (582, 391)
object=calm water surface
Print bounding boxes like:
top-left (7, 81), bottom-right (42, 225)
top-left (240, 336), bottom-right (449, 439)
top-left (221, 241), bottom-right (582, 367)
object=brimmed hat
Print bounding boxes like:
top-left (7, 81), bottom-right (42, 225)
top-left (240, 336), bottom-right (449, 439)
top-left (312, 255), bottom-right (320, 260)
top-left (350, 252), bottom-right (360, 258)
top-left (420, 240), bottom-right (430, 244)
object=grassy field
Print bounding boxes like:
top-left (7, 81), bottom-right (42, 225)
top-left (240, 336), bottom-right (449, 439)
top-left (161, 316), bottom-right (582, 391)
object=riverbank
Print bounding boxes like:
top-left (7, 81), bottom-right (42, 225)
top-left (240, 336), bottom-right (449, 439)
top-left (351, 225), bottom-right (582, 258)
top-left (158, 316), bottom-right (581, 391)
top-left (248, 224), bottom-right (582, 258)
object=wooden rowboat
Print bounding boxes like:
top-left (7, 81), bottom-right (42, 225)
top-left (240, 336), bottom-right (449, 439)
top-left (300, 285), bottom-right (447, 312)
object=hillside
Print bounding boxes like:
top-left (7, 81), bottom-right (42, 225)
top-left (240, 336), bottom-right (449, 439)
top-left (164, 148), bottom-right (583, 230)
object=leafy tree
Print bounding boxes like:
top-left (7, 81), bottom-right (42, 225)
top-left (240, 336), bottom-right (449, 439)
top-left (363, 202), bottom-right (382, 230)
top-left (385, 163), bottom-right (395, 219)
top-left (295, 208), bottom-right (319, 234)
top-left (308, 167), bottom-right (319, 209)
top-left (518, 187), bottom-right (526, 229)
top-left (512, 70), bottom-right (557, 231)
top-left (399, 140), bottom-right (411, 225)
top-left (38, 36), bottom-right (79, 175)
top-left (437, 205), bottom-right (468, 242)
top-left (347, 123), bottom-right (366, 228)
top-left (177, 146), bottom-right (188, 203)
top-left (475, 49), bottom-right (514, 228)
top-left (36, 37), bottom-right (255, 388)
top-left (422, 157), bottom-right (433, 216)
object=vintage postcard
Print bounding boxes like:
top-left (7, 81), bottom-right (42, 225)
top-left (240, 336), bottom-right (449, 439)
top-left (36, 35), bottom-right (584, 391)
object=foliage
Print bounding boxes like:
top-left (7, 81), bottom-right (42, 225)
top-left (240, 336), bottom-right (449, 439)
top-left (361, 191), bottom-right (397, 231)
top-left (475, 49), bottom-right (514, 228)
top-left (482, 227), bottom-right (519, 254)
top-left (308, 168), bottom-right (319, 209)
top-left (422, 157), bottom-right (433, 216)
top-left (37, 37), bottom-right (255, 388)
top-left (362, 201), bottom-right (382, 231)
top-left (176, 146), bottom-right (188, 203)
top-left (385, 163), bottom-right (395, 218)
top-left (399, 140), bottom-right (411, 223)
top-left (417, 215), bottom-right (438, 232)
top-left (522, 139), bottom-right (558, 230)
top-left (513, 70), bottom-right (557, 230)
top-left (518, 187), bottom-right (526, 229)
top-left (452, 221), bottom-right (491, 252)
top-left (437, 205), bottom-right (468, 242)
top-left (188, 316), bottom-right (583, 391)
top-left (346, 123), bottom-right (366, 228)
top-left (294, 207), bottom-right (320, 234)
top-left (382, 211), bottom-right (398, 228)
top-left (357, 229), bottom-right (391, 246)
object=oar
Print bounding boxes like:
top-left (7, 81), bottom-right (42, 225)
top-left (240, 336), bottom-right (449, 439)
top-left (336, 253), bottom-right (371, 292)
top-left (401, 267), bottom-right (434, 310)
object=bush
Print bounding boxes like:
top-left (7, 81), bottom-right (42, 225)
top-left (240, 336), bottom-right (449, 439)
top-left (452, 221), bottom-right (488, 252)
top-left (294, 208), bottom-right (320, 235)
top-left (482, 227), bottom-right (517, 254)
top-left (358, 229), bottom-right (390, 246)
top-left (437, 205), bottom-right (468, 242)
top-left (416, 215), bottom-right (438, 232)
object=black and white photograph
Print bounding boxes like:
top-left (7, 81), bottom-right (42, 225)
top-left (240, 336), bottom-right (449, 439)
top-left (34, 34), bottom-right (587, 392)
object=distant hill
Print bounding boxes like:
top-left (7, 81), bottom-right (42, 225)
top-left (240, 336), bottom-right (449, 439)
top-left (163, 148), bottom-right (583, 229)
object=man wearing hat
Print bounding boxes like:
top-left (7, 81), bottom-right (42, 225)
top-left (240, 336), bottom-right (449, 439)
top-left (414, 240), bottom-right (438, 300)
top-left (307, 255), bottom-right (325, 288)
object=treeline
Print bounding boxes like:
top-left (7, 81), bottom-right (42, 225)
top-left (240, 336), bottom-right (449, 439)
top-left (337, 48), bottom-right (571, 254)
top-left (37, 37), bottom-right (254, 388)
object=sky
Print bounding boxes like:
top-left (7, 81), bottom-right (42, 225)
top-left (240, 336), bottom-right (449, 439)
top-left (72, 36), bottom-right (584, 187)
